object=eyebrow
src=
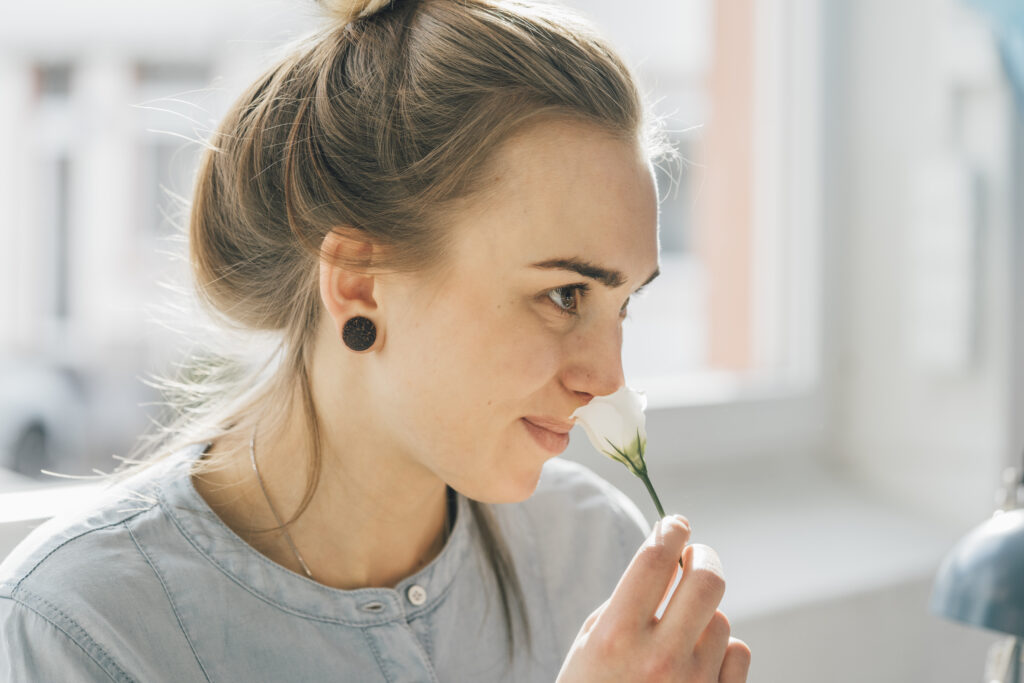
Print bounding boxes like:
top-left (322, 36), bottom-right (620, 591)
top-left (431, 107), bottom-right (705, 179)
top-left (529, 257), bottom-right (660, 291)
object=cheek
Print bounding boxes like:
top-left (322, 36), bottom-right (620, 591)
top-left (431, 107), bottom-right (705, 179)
top-left (378, 285), bottom-right (566, 456)
top-left (473, 301), bottom-right (563, 390)
top-left (422, 287), bottom-right (560, 386)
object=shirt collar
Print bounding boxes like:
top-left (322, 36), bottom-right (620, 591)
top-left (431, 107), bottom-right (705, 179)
top-left (155, 442), bottom-right (474, 625)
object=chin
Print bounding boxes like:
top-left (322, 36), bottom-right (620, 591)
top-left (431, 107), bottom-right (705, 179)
top-left (472, 461), bottom-right (548, 505)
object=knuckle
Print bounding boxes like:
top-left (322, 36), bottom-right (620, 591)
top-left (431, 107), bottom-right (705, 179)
top-left (636, 542), bottom-right (676, 572)
top-left (707, 610), bottom-right (731, 640)
top-left (582, 597), bottom-right (610, 633)
top-left (591, 621), bottom-right (628, 659)
top-left (639, 652), bottom-right (675, 681)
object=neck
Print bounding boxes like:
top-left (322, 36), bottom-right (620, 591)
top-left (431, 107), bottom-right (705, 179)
top-left (193, 385), bottom-right (454, 590)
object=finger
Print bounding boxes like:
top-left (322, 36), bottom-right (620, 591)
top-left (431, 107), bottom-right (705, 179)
top-left (654, 564), bottom-right (683, 619)
top-left (603, 515), bottom-right (692, 631)
top-left (693, 610), bottom-right (731, 677)
top-left (657, 543), bottom-right (726, 647)
top-left (581, 596), bottom-right (610, 634)
top-left (718, 638), bottom-right (752, 683)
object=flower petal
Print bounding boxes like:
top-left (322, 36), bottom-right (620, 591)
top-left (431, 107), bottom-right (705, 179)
top-left (571, 386), bottom-right (649, 472)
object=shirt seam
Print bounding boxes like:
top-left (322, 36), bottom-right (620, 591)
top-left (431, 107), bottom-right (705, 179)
top-left (397, 620), bottom-right (441, 683)
top-left (360, 627), bottom-right (393, 683)
top-left (7, 591), bottom-right (132, 683)
top-left (7, 504), bottom-right (154, 593)
top-left (125, 521), bottom-right (213, 683)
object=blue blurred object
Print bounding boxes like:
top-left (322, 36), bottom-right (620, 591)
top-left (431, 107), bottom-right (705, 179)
top-left (963, 0), bottom-right (1024, 106)
top-left (931, 508), bottom-right (1024, 637)
top-left (934, 1), bottom-right (1024, 678)
top-left (930, 467), bottom-right (1024, 680)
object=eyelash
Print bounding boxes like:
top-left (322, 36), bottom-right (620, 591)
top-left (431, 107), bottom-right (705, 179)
top-left (547, 284), bottom-right (632, 319)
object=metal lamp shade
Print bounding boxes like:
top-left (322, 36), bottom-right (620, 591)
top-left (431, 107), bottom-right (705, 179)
top-left (930, 509), bottom-right (1024, 637)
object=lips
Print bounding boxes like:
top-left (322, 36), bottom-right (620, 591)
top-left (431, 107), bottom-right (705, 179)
top-left (522, 416), bottom-right (574, 434)
top-left (521, 417), bottom-right (571, 454)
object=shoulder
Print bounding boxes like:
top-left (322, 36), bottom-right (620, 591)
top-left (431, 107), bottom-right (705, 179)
top-left (0, 594), bottom-right (123, 682)
top-left (505, 456), bottom-right (652, 586)
top-left (0, 485), bottom-right (160, 599)
top-left (0, 483), bottom-right (161, 682)
top-left (528, 456), bottom-right (651, 544)
top-left (0, 453), bottom-right (200, 681)
top-left (495, 457), bottom-right (651, 653)
top-left (0, 452), bottom-right (188, 597)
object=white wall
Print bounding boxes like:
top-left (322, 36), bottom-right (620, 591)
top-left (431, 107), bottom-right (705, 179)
top-left (834, 0), bottom-right (1017, 531)
top-left (571, 2), bottom-right (1023, 680)
top-left (737, 577), bottom-right (1002, 683)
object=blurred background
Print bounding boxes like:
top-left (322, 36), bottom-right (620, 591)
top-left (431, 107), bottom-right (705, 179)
top-left (2, 0), bottom-right (1022, 680)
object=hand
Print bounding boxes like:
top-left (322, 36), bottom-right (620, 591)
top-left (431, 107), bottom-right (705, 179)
top-left (556, 516), bottom-right (751, 682)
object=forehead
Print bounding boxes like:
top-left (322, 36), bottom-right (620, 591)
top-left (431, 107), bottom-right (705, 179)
top-left (447, 118), bottom-right (659, 283)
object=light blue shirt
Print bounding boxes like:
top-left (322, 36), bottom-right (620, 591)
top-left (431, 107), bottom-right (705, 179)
top-left (0, 443), bottom-right (650, 681)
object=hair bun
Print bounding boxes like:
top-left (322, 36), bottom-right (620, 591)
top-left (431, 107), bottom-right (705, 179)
top-left (318, 0), bottom-right (394, 25)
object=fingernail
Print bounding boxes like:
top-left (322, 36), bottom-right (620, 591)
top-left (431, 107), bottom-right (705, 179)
top-left (693, 545), bottom-right (724, 579)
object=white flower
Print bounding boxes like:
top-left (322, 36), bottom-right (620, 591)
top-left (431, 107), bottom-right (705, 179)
top-left (571, 386), bottom-right (648, 477)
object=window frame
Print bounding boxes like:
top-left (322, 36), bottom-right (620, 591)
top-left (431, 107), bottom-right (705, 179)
top-left (631, 0), bottom-right (831, 469)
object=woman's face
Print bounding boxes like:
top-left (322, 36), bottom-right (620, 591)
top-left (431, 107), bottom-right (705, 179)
top-left (374, 119), bottom-right (660, 503)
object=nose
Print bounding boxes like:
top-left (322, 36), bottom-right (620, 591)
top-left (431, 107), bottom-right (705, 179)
top-left (561, 318), bottom-right (626, 401)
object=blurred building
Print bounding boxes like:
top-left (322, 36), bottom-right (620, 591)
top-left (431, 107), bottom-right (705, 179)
top-left (0, 0), bottom-right (719, 478)
top-left (0, 2), bottom-right (322, 476)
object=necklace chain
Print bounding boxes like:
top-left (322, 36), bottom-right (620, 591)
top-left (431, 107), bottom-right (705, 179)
top-left (248, 426), bottom-right (453, 583)
top-left (250, 428), bottom-right (316, 579)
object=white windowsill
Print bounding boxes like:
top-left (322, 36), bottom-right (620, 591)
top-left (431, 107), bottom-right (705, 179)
top-left (0, 480), bottom-right (105, 524)
top-left (564, 448), bottom-right (969, 625)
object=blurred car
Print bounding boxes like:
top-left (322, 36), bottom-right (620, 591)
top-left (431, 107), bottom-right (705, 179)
top-left (0, 356), bottom-right (88, 479)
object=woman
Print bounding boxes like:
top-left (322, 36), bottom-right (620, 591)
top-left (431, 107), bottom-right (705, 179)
top-left (0, 0), bottom-right (751, 680)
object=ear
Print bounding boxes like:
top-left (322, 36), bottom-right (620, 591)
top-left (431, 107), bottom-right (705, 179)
top-left (318, 229), bottom-right (383, 349)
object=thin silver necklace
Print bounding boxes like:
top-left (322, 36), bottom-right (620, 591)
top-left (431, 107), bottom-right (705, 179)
top-left (248, 426), bottom-right (453, 583)
top-left (250, 428), bottom-right (315, 580)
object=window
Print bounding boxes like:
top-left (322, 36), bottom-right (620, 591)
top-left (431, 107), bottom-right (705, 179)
top-left (34, 64), bottom-right (75, 338)
top-left (567, 0), bottom-right (827, 466)
top-left (0, 58), bottom-right (216, 492)
top-left (579, 1), bottom-right (826, 403)
top-left (134, 62), bottom-right (210, 286)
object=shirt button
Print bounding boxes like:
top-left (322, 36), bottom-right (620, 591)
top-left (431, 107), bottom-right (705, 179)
top-left (406, 584), bottom-right (427, 606)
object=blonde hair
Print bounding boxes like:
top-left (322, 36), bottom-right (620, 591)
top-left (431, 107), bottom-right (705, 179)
top-left (125, 0), bottom-right (668, 665)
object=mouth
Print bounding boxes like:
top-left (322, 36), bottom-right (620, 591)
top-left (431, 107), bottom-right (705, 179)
top-left (521, 417), bottom-right (572, 454)
top-left (521, 416), bottom-right (574, 434)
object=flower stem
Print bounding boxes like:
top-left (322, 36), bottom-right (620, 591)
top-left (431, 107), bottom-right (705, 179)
top-left (638, 468), bottom-right (666, 519)
top-left (638, 467), bottom-right (685, 570)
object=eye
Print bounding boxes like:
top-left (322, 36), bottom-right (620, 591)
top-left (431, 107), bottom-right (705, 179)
top-left (547, 284), bottom-right (589, 316)
top-left (621, 285), bottom-right (651, 320)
